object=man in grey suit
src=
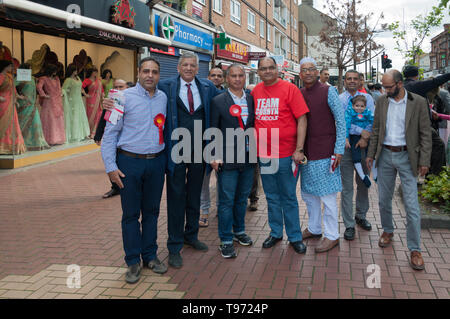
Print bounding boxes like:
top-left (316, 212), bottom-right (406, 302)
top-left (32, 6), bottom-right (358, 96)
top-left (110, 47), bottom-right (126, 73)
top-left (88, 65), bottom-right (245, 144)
top-left (366, 70), bottom-right (432, 271)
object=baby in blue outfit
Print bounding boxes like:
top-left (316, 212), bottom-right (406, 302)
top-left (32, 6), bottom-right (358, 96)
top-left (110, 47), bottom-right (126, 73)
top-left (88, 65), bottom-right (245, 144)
top-left (345, 95), bottom-right (374, 187)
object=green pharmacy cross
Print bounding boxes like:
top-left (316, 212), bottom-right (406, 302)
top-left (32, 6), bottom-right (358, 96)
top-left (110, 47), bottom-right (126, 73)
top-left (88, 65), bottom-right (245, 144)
top-left (162, 16), bottom-right (175, 40)
top-left (215, 33), bottom-right (231, 50)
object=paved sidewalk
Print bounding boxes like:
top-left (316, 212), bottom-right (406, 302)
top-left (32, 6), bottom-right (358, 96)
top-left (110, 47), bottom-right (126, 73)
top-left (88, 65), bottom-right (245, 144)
top-left (0, 151), bottom-right (449, 299)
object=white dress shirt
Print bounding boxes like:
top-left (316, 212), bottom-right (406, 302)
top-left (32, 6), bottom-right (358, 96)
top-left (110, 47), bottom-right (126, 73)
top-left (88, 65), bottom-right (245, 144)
top-left (228, 89), bottom-right (248, 125)
top-left (179, 77), bottom-right (201, 112)
top-left (384, 89), bottom-right (408, 146)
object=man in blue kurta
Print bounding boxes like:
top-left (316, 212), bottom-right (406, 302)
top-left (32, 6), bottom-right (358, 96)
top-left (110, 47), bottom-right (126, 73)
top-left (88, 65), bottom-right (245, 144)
top-left (299, 57), bottom-right (346, 253)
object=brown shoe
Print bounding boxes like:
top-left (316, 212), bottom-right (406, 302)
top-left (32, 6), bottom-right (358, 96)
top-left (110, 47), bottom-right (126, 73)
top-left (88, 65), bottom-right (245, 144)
top-left (315, 238), bottom-right (339, 253)
top-left (410, 251), bottom-right (425, 270)
top-left (378, 232), bottom-right (394, 248)
top-left (302, 228), bottom-right (322, 240)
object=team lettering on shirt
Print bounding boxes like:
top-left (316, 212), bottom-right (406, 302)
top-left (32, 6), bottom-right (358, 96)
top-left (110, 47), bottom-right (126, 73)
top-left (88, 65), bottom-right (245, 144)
top-left (256, 98), bottom-right (279, 121)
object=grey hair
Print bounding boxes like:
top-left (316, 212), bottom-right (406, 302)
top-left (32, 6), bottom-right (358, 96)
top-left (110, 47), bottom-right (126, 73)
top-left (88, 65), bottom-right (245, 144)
top-left (300, 57), bottom-right (317, 67)
top-left (178, 51), bottom-right (199, 66)
top-left (227, 63), bottom-right (245, 74)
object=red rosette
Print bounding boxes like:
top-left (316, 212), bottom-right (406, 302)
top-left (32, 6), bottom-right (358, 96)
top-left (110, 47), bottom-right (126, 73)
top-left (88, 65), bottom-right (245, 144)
top-left (154, 113), bottom-right (165, 145)
top-left (229, 104), bottom-right (244, 129)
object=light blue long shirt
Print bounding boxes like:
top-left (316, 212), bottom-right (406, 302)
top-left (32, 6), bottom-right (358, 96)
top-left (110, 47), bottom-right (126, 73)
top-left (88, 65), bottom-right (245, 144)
top-left (101, 82), bottom-right (167, 173)
top-left (300, 86), bottom-right (346, 196)
top-left (339, 90), bottom-right (375, 134)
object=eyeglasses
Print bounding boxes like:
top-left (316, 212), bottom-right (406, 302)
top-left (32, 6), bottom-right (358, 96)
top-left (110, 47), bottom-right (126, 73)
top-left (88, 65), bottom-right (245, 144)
top-left (382, 83), bottom-right (398, 90)
top-left (258, 66), bottom-right (277, 72)
top-left (300, 68), bottom-right (317, 73)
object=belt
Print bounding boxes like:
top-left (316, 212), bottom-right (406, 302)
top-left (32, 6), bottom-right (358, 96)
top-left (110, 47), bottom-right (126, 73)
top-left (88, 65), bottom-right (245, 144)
top-left (383, 144), bottom-right (407, 152)
top-left (118, 148), bottom-right (163, 159)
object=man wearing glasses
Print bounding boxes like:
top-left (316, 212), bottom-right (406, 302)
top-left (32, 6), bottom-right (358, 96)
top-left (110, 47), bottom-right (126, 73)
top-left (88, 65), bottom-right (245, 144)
top-left (298, 57), bottom-right (346, 253)
top-left (339, 70), bottom-right (375, 241)
top-left (366, 70), bottom-right (431, 270)
top-left (251, 57), bottom-right (309, 254)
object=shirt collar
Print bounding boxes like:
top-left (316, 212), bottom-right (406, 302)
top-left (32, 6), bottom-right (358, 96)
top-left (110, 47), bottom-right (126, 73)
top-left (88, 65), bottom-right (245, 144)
top-left (228, 89), bottom-right (246, 100)
top-left (388, 88), bottom-right (407, 104)
top-left (180, 77), bottom-right (195, 87)
top-left (136, 81), bottom-right (159, 97)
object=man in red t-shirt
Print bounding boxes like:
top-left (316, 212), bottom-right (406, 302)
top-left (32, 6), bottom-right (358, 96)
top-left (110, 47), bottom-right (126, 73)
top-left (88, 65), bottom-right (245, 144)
top-left (251, 57), bottom-right (309, 254)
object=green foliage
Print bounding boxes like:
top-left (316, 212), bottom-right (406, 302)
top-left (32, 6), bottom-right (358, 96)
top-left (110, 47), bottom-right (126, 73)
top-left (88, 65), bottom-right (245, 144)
top-left (388, 1), bottom-right (445, 64)
top-left (420, 166), bottom-right (450, 213)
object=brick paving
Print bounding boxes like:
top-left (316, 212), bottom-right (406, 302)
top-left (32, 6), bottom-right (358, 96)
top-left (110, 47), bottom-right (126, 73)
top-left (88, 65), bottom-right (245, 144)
top-left (0, 151), bottom-right (449, 299)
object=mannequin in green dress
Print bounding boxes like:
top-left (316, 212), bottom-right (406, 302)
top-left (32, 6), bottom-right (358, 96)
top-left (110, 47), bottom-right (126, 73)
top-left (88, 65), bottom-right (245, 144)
top-left (15, 63), bottom-right (49, 151)
top-left (62, 64), bottom-right (90, 143)
top-left (101, 69), bottom-right (114, 98)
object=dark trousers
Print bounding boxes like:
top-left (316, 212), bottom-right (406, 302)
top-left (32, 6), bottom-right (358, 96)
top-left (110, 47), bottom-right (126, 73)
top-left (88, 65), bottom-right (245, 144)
top-left (166, 162), bottom-right (205, 254)
top-left (117, 152), bottom-right (166, 266)
top-left (248, 164), bottom-right (260, 203)
top-left (350, 134), bottom-right (366, 163)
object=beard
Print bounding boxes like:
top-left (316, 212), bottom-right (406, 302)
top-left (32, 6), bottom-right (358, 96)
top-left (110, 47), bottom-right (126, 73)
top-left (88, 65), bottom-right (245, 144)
top-left (387, 86), bottom-right (400, 98)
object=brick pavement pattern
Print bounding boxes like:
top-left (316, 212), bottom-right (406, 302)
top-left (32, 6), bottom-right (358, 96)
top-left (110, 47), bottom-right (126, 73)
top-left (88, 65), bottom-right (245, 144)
top-left (0, 151), bottom-right (449, 299)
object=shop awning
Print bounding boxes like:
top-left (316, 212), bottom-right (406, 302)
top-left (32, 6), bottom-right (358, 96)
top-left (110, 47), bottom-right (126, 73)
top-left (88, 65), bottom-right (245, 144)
top-left (0, 0), bottom-right (171, 50)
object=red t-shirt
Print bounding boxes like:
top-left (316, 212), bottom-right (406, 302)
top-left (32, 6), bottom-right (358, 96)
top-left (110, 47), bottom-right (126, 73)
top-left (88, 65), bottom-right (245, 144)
top-left (251, 80), bottom-right (309, 158)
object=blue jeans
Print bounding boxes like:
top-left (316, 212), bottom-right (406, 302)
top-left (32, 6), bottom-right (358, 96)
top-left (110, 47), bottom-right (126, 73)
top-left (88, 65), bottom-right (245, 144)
top-left (217, 166), bottom-right (254, 244)
top-left (259, 157), bottom-right (303, 242)
top-left (117, 152), bottom-right (166, 266)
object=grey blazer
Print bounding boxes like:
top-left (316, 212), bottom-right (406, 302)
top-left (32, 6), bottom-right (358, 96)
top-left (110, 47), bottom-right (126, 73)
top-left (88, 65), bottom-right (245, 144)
top-left (367, 90), bottom-right (432, 177)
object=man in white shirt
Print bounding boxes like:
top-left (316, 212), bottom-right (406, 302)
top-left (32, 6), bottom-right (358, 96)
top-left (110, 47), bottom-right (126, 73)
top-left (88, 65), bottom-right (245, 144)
top-left (366, 70), bottom-right (432, 271)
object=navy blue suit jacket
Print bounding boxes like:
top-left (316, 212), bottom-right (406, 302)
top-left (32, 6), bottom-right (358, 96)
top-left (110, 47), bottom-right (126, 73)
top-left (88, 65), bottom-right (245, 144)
top-left (158, 76), bottom-right (219, 175)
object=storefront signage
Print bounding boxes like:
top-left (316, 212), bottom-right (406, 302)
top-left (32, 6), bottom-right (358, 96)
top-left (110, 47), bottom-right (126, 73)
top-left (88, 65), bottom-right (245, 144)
top-left (248, 52), bottom-right (266, 60)
top-left (98, 30), bottom-right (125, 41)
top-left (216, 39), bottom-right (249, 63)
top-left (155, 14), bottom-right (213, 52)
top-left (150, 46), bottom-right (176, 56)
top-left (111, 0), bottom-right (136, 28)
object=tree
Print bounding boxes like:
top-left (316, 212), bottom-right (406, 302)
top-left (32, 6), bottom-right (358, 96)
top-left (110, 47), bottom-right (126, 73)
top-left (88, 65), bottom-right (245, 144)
top-left (316, 0), bottom-right (387, 92)
top-left (388, 1), bottom-right (445, 66)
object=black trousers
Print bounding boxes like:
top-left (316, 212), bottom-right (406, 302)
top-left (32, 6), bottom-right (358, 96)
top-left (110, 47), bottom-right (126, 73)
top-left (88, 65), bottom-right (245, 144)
top-left (166, 162), bottom-right (205, 254)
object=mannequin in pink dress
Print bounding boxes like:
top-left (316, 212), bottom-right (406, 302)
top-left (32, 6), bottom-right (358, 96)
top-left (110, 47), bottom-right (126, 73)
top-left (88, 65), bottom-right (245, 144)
top-left (36, 64), bottom-right (66, 145)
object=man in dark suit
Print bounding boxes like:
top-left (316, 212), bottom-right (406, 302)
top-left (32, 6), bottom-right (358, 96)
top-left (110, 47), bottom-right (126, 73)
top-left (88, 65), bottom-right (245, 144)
top-left (366, 70), bottom-right (432, 271)
top-left (158, 52), bottom-right (219, 269)
top-left (209, 64), bottom-right (256, 258)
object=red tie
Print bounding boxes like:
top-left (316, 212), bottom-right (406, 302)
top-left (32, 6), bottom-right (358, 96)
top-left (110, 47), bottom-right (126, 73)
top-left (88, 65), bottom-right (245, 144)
top-left (186, 83), bottom-right (194, 115)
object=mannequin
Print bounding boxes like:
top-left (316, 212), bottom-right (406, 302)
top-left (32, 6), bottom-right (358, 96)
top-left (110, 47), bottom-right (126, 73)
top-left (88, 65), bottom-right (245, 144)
top-left (62, 64), bottom-right (90, 143)
top-left (0, 59), bottom-right (26, 154)
top-left (36, 64), bottom-right (66, 145)
top-left (82, 66), bottom-right (104, 138)
top-left (15, 63), bottom-right (49, 151)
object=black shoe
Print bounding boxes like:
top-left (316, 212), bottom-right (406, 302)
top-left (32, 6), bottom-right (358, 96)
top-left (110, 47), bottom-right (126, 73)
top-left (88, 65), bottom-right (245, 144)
top-left (125, 263), bottom-right (141, 284)
top-left (219, 244), bottom-right (237, 258)
top-left (355, 216), bottom-right (372, 231)
top-left (168, 253), bottom-right (183, 268)
top-left (184, 240), bottom-right (209, 251)
top-left (248, 201), bottom-right (258, 211)
top-left (290, 241), bottom-right (307, 254)
top-left (103, 188), bottom-right (120, 198)
top-left (233, 233), bottom-right (253, 246)
top-left (262, 236), bottom-right (283, 248)
top-left (344, 227), bottom-right (355, 241)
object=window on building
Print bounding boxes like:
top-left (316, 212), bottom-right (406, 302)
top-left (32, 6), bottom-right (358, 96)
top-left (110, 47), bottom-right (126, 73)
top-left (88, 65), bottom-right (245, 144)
top-left (248, 10), bottom-right (256, 33)
top-left (195, 0), bottom-right (206, 5)
top-left (230, 0), bottom-right (241, 24)
top-left (267, 0), bottom-right (271, 4)
top-left (294, 18), bottom-right (297, 30)
top-left (260, 20), bottom-right (265, 38)
top-left (213, 0), bottom-right (222, 14)
top-left (274, 28), bottom-right (287, 58)
top-left (273, 0), bottom-right (288, 28)
top-left (267, 24), bottom-right (271, 41)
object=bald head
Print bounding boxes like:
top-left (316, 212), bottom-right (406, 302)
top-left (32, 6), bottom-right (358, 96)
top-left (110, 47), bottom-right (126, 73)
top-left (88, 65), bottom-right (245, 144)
top-left (113, 79), bottom-right (128, 90)
top-left (382, 69), bottom-right (404, 99)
